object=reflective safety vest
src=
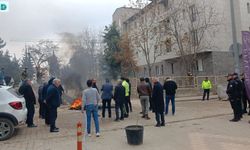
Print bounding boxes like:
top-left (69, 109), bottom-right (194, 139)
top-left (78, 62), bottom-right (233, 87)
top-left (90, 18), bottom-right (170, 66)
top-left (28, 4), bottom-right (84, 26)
top-left (202, 80), bottom-right (212, 90)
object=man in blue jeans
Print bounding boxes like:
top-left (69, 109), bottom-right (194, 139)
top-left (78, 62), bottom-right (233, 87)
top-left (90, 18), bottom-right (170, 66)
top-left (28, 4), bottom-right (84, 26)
top-left (82, 80), bottom-right (101, 137)
top-left (163, 77), bottom-right (178, 115)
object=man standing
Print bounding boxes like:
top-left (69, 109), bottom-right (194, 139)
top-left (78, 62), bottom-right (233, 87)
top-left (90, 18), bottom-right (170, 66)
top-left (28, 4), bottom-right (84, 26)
top-left (152, 78), bottom-right (165, 127)
top-left (137, 77), bottom-right (151, 120)
top-left (113, 79), bottom-right (125, 121)
top-left (46, 78), bottom-right (61, 132)
top-left (163, 77), bottom-right (178, 115)
top-left (126, 78), bottom-right (133, 112)
top-left (38, 83), bottom-right (46, 119)
top-left (241, 73), bottom-right (249, 114)
top-left (82, 80), bottom-right (101, 137)
top-left (226, 73), bottom-right (242, 122)
top-left (145, 78), bottom-right (153, 111)
top-left (21, 68), bottom-right (28, 81)
top-left (18, 80), bottom-right (37, 128)
top-left (101, 79), bottom-right (113, 118)
top-left (202, 77), bottom-right (212, 100)
top-left (121, 77), bottom-right (130, 118)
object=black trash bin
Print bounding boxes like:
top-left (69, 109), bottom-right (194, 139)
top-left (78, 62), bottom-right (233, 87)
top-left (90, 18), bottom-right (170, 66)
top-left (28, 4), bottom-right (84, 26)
top-left (125, 125), bottom-right (144, 145)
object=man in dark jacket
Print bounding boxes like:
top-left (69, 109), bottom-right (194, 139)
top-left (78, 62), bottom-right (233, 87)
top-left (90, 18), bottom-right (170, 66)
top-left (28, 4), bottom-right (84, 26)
top-left (19, 80), bottom-right (37, 128)
top-left (226, 73), bottom-right (243, 122)
top-left (38, 83), bottom-right (46, 119)
top-left (241, 74), bottom-right (249, 114)
top-left (113, 79), bottom-right (125, 121)
top-left (42, 77), bottom-right (55, 125)
top-left (101, 79), bottom-right (113, 118)
top-left (163, 77), bottom-right (178, 115)
top-left (137, 77), bottom-right (151, 119)
top-left (126, 78), bottom-right (133, 112)
top-left (145, 78), bottom-right (153, 111)
top-left (152, 78), bottom-right (165, 127)
top-left (46, 78), bottom-right (61, 132)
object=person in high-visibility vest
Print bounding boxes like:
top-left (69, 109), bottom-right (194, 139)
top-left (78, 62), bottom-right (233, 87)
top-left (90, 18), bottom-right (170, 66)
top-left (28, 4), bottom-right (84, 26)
top-left (202, 77), bottom-right (212, 100)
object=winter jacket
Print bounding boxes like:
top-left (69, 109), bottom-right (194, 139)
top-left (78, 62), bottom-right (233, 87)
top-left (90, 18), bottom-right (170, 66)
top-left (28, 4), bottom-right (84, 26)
top-left (152, 82), bottom-right (164, 113)
top-left (114, 84), bottom-right (125, 103)
top-left (101, 83), bottom-right (113, 100)
top-left (46, 84), bottom-right (61, 108)
top-left (163, 80), bottom-right (178, 95)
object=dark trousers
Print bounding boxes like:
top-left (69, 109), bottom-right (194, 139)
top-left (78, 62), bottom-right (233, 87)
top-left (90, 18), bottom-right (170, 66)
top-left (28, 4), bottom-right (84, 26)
top-left (128, 96), bottom-right (132, 112)
top-left (165, 95), bottom-right (175, 115)
top-left (49, 107), bottom-right (58, 130)
top-left (149, 96), bottom-right (153, 110)
top-left (115, 101), bottom-right (124, 120)
top-left (26, 103), bottom-right (35, 126)
top-left (203, 89), bottom-right (210, 100)
top-left (230, 99), bottom-right (242, 120)
top-left (39, 101), bottom-right (45, 118)
top-left (45, 104), bottom-right (50, 125)
top-left (124, 96), bottom-right (130, 115)
top-left (242, 96), bottom-right (248, 113)
top-left (155, 112), bottom-right (165, 124)
top-left (102, 99), bottom-right (111, 118)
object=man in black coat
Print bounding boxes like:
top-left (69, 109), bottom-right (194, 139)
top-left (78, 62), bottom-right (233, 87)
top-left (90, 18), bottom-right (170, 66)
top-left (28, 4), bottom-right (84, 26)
top-left (226, 73), bottom-right (243, 122)
top-left (42, 77), bottom-right (54, 125)
top-left (38, 83), bottom-right (46, 119)
top-left (46, 78), bottom-right (61, 132)
top-left (241, 74), bottom-right (249, 114)
top-left (113, 79), bottom-right (125, 121)
top-left (163, 77), bottom-right (178, 115)
top-left (152, 78), bottom-right (165, 127)
top-left (19, 80), bottom-right (37, 128)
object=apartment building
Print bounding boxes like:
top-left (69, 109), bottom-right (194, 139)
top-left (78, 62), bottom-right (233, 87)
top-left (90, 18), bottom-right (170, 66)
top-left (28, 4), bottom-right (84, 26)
top-left (113, 0), bottom-right (250, 76)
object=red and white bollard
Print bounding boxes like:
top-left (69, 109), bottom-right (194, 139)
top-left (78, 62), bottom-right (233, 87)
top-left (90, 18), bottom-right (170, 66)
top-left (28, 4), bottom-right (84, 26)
top-left (77, 122), bottom-right (82, 150)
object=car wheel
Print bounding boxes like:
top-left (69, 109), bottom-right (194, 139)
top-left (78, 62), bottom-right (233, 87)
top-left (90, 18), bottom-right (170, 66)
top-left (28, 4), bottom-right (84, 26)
top-left (0, 118), bottom-right (15, 141)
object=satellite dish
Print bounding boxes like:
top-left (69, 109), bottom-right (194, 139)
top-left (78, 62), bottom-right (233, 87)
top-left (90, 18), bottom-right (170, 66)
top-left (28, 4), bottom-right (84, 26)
top-left (229, 43), bottom-right (242, 56)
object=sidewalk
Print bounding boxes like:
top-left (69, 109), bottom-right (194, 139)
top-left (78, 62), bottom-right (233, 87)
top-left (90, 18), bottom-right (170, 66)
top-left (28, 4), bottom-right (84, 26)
top-left (175, 95), bottom-right (218, 102)
top-left (1, 97), bottom-right (250, 150)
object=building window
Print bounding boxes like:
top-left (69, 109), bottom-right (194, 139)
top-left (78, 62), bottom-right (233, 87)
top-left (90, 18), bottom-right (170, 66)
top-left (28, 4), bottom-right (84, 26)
top-left (248, 3), bottom-right (250, 14)
top-left (196, 59), bottom-right (203, 72)
top-left (189, 5), bottom-right (197, 22)
top-left (161, 64), bottom-right (164, 75)
top-left (171, 63), bottom-right (174, 74)
top-left (155, 66), bottom-right (160, 76)
top-left (191, 29), bottom-right (199, 46)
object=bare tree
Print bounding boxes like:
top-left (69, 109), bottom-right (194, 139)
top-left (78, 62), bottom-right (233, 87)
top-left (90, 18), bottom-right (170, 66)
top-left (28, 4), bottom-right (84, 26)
top-left (28, 40), bottom-right (58, 83)
top-left (165, 0), bottom-right (220, 75)
top-left (129, 0), bottom-right (165, 77)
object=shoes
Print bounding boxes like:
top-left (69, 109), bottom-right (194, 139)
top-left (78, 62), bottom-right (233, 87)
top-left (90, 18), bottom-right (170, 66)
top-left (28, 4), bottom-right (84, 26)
top-left (155, 123), bottom-right (161, 127)
top-left (230, 118), bottom-right (240, 122)
top-left (88, 134), bottom-right (91, 137)
top-left (120, 118), bottom-right (124, 121)
top-left (27, 124), bottom-right (37, 128)
top-left (50, 129), bottom-right (59, 132)
top-left (55, 127), bottom-right (59, 130)
top-left (124, 114), bottom-right (129, 118)
top-left (140, 112), bottom-right (143, 114)
top-left (161, 123), bottom-right (165, 126)
top-left (144, 115), bottom-right (150, 120)
top-left (96, 132), bottom-right (100, 137)
top-left (141, 115), bottom-right (145, 118)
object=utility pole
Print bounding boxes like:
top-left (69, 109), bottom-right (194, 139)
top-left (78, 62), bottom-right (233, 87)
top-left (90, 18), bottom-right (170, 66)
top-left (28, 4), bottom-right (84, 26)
top-left (230, 0), bottom-right (240, 73)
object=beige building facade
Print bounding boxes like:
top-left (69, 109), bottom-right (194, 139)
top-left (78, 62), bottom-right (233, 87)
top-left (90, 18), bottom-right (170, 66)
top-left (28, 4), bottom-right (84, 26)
top-left (113, 0), bottom-right (250, 77)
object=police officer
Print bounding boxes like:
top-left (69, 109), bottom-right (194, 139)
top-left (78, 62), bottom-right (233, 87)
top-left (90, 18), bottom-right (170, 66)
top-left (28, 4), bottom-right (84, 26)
top-left (226, 73), bottom-right (243, 122)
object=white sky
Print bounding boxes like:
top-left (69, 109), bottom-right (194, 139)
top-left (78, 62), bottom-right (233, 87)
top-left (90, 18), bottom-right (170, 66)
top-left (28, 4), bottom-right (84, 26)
top-left (0, 0), bottom-right (130, 58)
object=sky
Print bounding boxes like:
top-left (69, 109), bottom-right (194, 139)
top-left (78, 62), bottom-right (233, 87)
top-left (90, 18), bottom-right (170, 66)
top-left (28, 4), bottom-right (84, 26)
top-left (0, 0), bottom-right (130, 58)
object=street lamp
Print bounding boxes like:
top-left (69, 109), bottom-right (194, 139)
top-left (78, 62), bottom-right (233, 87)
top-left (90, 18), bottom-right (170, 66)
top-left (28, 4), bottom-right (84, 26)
top-left (230, 0), bottom-right (240, 73)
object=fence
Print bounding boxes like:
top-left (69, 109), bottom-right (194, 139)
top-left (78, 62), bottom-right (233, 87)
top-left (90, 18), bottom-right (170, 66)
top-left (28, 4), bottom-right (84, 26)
top-left (128, 76), bottom-right (227, 98)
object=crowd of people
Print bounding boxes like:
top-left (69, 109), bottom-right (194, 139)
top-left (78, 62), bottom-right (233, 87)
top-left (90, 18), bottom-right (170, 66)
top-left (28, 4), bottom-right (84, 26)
top-left (226, 73), bottom-right (250, 122)
top-left (18, 77), bottom-right (63, 133)
top-left (12, 72), bottom-right (250, 138)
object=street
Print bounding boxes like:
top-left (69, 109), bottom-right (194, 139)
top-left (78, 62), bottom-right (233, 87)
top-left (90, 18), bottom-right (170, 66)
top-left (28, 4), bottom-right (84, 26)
top-left (1, 98), bottom-right (250, 150)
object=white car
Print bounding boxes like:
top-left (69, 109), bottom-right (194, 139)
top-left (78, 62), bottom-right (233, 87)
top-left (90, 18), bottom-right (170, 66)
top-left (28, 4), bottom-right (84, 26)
top-left (0, 86), bottom-right (27, 141)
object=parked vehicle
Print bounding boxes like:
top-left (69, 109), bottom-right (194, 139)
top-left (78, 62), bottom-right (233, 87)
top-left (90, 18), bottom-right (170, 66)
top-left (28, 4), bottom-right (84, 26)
top-left (0, 86), bottom-right (27, 141)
